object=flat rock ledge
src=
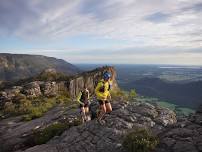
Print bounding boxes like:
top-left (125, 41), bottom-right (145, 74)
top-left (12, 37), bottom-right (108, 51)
top-left (19, 101), bottom-right (177, 152)
top-left (156, 105), bottom-right (202, 152)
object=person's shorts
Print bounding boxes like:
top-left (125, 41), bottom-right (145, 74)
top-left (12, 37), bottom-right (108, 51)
top-left (98, 100), bottom-right (110, 105)
top-left (79, 102), bottom-right (90, 108)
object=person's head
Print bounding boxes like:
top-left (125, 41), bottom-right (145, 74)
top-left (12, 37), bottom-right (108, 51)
top-left (103, 72), bottom-right (111, 81)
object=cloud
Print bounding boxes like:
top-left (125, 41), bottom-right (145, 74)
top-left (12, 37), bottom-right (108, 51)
top-left (78, 0), bottom-right (118, 21)
top-left (0, 0), bottom-right (202, 53)
top-left (144, 12), bottom-right (171, 23)
top-left (182, 2), bottom-right (202, 12)
top-left (0, 0), bottom-right (38, 35)
top-left (187, 47), bottom-right (202, 53)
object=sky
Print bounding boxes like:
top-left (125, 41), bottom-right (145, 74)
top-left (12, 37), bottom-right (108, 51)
top-left (0, 0), bottom-right (202, 65)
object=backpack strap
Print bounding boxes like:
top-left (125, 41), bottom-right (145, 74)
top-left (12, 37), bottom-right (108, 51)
top-left (99, 80), bottom-right (110, 92)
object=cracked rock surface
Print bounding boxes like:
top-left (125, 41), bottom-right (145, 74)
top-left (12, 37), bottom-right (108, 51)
top-left (4, 100), bottom-right (202, 152)
top-left (156, 105), bottom-right (202, 152)
top-left (18, 101), bottom-right (176, 152)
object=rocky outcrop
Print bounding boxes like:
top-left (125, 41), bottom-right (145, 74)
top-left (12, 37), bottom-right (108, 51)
top-left (4, 101), bottom-right (175, 152)
top-left (41, 82), bottom-right (58, 97)
top-left (0, 66), bottom-right (118, 108)
top-left (156, 105), bottom-right (202, 152)
top-left (68, 66), bottom-right (118, 97)
top-left (23, 82), bottom-right (42, 98)
top-left (0, 104), bottom-right (80, 152)
top-left (0, 86), bottom-right (23, 107)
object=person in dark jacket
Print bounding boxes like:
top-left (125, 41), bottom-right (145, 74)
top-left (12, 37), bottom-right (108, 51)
top-left (77, 86), bottom-right (90, 123)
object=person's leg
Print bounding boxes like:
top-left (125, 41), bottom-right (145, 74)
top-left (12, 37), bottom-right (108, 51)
top-left (105, 101), bottom-right (112, 113)
top-left (84, 106), bottom-right (89, 113)
top-left (97, 100), bottom-right (106, 122)
top-left (84, 106), bottom-right (91, 121)
top-left (80, 106), bottom-right (86, 123)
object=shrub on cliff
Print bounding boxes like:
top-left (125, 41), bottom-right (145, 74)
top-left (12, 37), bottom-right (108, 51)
top-left (2, 95), bottom-right (71, 121)
top-left (17, 99), bottom-right (32, 114)
top-left (123, 128), bottom-right (159, 152)
top-left (110, 89), bottom-right (129, 100)
top-left (3, 102), bottom-right (16, 114)
top-left (3, 99), bottom-right (33, 116)
top-left (3, 94), bottom-right (72, 120)
top-left (129, 89), bottom-right (137, 100)
top-left (36, 71), bottom-right (70, 81)
top-left (22, 98), bottom-right (57, 121)
top-left (22, 96), bottom-right (72, 121)
top-left (56, 91), bottom-right (71, 105)
top-left (32, 122), bottom-right (67, 144)
top-left (110, 88), bottom-right (137, 101)
top-left (25, 120), bottom-right (82, 146)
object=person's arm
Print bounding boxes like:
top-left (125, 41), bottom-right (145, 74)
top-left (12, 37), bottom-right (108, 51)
top-left (109, 80), bottom-right (112, 90)
top-left (108, 91), bottom-right (111, 100)
top-left (86, 90), bottom-right (90, 99)
top-left (77, 91), bottom-right (84, 105)
top-left (108, 81), bottom-right (112, 100)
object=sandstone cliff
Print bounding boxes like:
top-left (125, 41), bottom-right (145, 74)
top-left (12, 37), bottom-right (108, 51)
top-left (0, 66), bottom-right (118, 108)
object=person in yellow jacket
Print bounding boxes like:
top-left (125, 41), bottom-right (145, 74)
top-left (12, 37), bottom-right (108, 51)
top-left (77, 86), bottom-right (90, 123)
top-left (95, 72), bottom-right (112, 125)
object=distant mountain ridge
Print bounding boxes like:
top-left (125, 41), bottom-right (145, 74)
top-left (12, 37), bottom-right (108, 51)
top-left (124, 77), bottom-right (202, 109)
top-left (0, 53), bottom-right (80, 82)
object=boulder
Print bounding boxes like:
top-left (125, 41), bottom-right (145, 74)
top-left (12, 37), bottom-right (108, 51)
top-left (41, 82), bottom-right (58, 97)
top-left (23, 82), bottom-right (42, 99)
top-left (0, 86), bottom-right (23, 107)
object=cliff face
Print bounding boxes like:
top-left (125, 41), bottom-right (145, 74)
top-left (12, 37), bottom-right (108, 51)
top-left (68, 66), bottom-right (118, 97)
top-left (0, 66), bottom-right (118, 107)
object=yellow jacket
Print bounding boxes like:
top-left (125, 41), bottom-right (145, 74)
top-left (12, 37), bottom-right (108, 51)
top-left (95, 79), bottom-right (111, 101)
